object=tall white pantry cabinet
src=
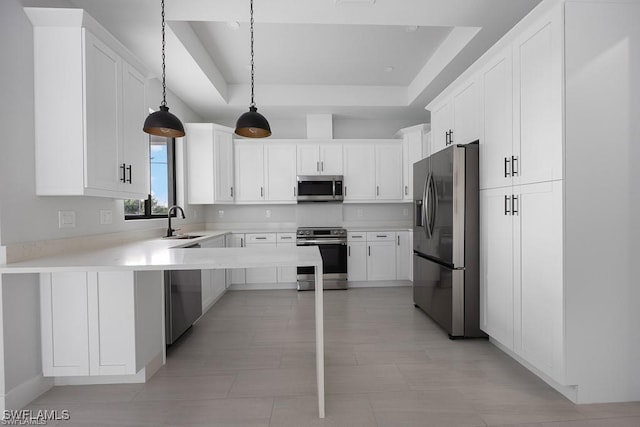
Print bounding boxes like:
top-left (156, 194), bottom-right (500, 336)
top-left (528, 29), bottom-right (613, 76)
top-left (429, 0), bottom-right (640, 403)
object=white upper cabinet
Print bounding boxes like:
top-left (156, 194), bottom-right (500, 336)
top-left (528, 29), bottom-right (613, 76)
top-left (297, 142), bottom-right (343, 175)
top-left (234, 141), bottom-right (297, 203)
top-left (185, 123), bottom-right (235, 204)
top-left (479, 48), bottom-right (513, 190)
top-left (398, 125), bottom-right (428, 201)
top-left (513, 10), bottom-right (563, 186)
top-left (343, 144), bottom-right (376, 201)
top-left (375, 143), bottom-right (403, 201)
top-left (343, 141), bottom-right (402, 202)
top-left (428, 78), bottom-right (480, 156)
top-left (265, 143), bottom-right (297, 202)
top-left (26, 9), bottom-right (149, 199)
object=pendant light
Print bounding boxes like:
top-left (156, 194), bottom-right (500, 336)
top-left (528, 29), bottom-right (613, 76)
top-left (143, 0), bottom-right (185, 138)
top-left (235, 0), bottom-right (271, 138)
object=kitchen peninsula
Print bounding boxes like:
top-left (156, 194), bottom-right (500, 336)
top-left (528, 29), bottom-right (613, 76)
top-left (0, 235), bottom-right (326, 418)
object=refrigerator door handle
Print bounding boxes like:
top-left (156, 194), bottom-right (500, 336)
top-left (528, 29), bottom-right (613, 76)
top-left (423, 173), bottom-right (432, 239)
top-left (430, 173), bottom-right (438, 237)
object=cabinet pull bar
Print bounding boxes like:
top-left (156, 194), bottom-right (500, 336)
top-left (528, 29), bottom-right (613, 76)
top-left (512, 195), bottom-right (519, 215)
top-left (230, 187), bottom-right (234, 197)
top-left (376, 235), bottom-right (387, 238)
top-left (126, 164), bottom-right (132, 183)
top-left (317, 161), bottom-right (320, 172)
top-left (321, 161), bottom-right (324, 172)
top-left (344, 186), bottom-right (347, 197)
top-left (512, 156), bottom-right (519, 176)
top-left (376, 186), bottom-right (380, 196)
top-left (504, 195), bottom-right (511, 215)
top-left (397, 235), bottom-right (400, 246)
top-left (405, 185), bottom-right (408, 195)
top-left (120, 163), bottom-right (126, 183)
top-left (260, 186), bottom-right (264, 197)
top-left (241, 238), bottom-right (244, 247)
top-left (504, 157), bottom-right (511, 177)
top-left (348, 246), bottom-right (351, 257)
top-left (256, 237), bottom-right (267, 240)
top-left (449, 129), bottom-right (453, 144)
top-left (294, 186), bottom-right (296, 197)
top-left (368, 246), bottom-right (371, 256)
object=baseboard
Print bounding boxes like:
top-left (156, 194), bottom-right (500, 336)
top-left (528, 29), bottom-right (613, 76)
top-left (228, 281), bottom-right (412, 291)
top-left (228, 282), bottom-right (297, 291)
top-left (347, 280), bottom-right (412, 288)
top-left (53, 350), bottom-right (164, 386)
top-left (1, 374), bottom-right (53, 410)
top-left (489, 338), bottom-right (579, 402)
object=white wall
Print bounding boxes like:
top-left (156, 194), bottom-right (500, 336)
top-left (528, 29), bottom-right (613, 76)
top-left (0, 0), bottom-right (203, 246)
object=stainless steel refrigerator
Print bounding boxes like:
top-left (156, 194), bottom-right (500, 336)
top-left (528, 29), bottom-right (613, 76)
top-left (413, 142), bottom-right (484, 338)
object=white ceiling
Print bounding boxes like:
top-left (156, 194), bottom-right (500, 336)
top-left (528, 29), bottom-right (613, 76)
top-left (64, 0), bottom-right (542, 122)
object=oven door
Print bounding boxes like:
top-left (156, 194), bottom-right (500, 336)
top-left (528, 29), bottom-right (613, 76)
top-left (296, 241), bottom-right (348, 290)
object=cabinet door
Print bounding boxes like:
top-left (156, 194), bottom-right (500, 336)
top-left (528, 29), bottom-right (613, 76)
top-left (347, 241), bottom-right (367, 281)
top-left (319, 144), bottom-right (343, 175)
top-left (40, 272), bottom-right (90, 376)
top-left (343, 144), bottom-right (375, 201)
top-left (245, 234), bottom-right (278, 284)
top-left (201, 236), bottom-right (227, 310)
top-left (186, 123), bottom-right (214, 204)
top-left (402, 130), bottom-right (423, 200)
top-left (514, 181), bottom-right (564, 381)
top-left (367, 241), bottom-right (397, 280)
top-left (513, 10), bottom-right (563, 186)
top-left (214, 129), bottom-right (235, 203)
top-left (297, 144), bottom-right (321, 175)
top-left (452, 79), bottom-right (480, 146)
top-left (226, 233), bottom-right (246, 286)
top-left (430, 100), bottom-right (452, 155)
top-left (480, 49), bottom-right (513, 190)
top-left (277, 233), bottom-right (298, 283)
top-left (120, 62), bottom-right (149, 198)
top-left (375, 143), bottom-right (403, 201)
top-left (84, 31), bottom-right (120, 193)
top-left (395, 231), bottom-right (412, 281)
top-left (479, 188), bottom-right (514, 350)
top-left (235, 143), bottom-right (264, 202)
top-left (89, 272), bottom-right (136, 375)
top-left (265, 143), bottom-right (297, 202)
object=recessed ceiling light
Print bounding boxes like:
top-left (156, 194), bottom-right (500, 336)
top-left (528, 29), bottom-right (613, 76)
top-left (227, 21), bottom-right (240, 30)
top-left (384, 66), bottom-right (394, 73)
top-left (405, 26), bottom-right (418, 32)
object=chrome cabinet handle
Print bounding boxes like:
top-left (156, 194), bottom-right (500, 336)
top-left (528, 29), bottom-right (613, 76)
top-left (120, 163), bottom-right (126, 183)
top-left (397, 235), bottom-right (400, 246)
top-left (368, 246), bottom-right (371, 256)
top-left (512, 156), bottom-right (519, 176)
top-left (348, 246), bottom-right (351, 256)
top-left (240, 238), bottom-right (244, 247)
top-left (405, 185), bottom-right (408, 196)
top-left (376, 186), bottom-right (380, 196)
top-left (255, 237), bottom-right (267, 240)
top-left (126, 164), bottom-right (132, 183)
top-left (504, 195), bottom-right (511, 216)
top-left (294, 187), bottom-right (296, 197)
top-left (321, 161), bottom-right (324, 172)
top-left (260, 186), bottom-right (264, 198)
top-left (504, 157), bottom-right (511, 177)
top-left (317, 161), bottom-right (320, 172)
top-left (376, 235), bottom-right (387, 238)
top-left (344, 186), bottom-right (347, 197)
top-left (512, 195), bottom-right (519, 215)
top-left (230, 187), bottom-right (234, 197)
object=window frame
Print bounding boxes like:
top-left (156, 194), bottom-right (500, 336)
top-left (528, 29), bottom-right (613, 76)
top-left (124, 136), bottom-right (177, 221)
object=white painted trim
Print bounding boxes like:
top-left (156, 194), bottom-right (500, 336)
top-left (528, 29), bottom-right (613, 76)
top-left (1, 375), bottom-right (53, 411)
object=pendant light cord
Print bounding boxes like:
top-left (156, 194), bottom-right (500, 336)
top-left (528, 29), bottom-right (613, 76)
top-left (250, 0), bottom-right (255, 108)
top-left (161, 0), bottom-right (167, 107)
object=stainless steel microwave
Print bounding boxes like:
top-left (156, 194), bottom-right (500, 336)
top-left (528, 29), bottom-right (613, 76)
top-left (296, 175), bottom-right (344, 202)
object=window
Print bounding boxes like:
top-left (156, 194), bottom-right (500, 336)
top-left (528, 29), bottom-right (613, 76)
top-left (125, 135), bottom-right (176, 220)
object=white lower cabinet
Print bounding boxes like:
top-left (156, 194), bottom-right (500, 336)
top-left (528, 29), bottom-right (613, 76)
top-left (200, 235), bottom-right (227, 312)
top-left (277, 233), bottom-right (297, 283)
top-left (244, 233), bottom-right (277, 284)
top-left (395, 231), bottom-right (412, 281)
top-left (226, 233), bottom-right (246, 286)
top-left (347, 231), bottom-right (409, 282)
top-left (40, 270), bottom-right (163, 377)
top-left (480, 180), bottom-right (564, 382)
top-left (366, 232), bottom-right (397, 281)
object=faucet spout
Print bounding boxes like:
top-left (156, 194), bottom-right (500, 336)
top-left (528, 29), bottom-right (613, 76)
top-left (166, 205), bottom-right (186, 237)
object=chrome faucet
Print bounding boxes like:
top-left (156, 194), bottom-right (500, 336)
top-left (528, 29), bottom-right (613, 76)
top-left (166, 205), bottom-right (186, 237)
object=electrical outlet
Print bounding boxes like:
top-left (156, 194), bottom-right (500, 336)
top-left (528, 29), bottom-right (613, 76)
top-left (218, 210), bottom-right (224, 218)
top-left (99, 210), bottom-right (113, 225)
top-left (265, 209), bottom-right (271, 218)
top-left (58, 211), bottom-right (76, 228)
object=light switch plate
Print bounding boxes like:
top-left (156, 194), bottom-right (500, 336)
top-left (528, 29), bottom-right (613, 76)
top-left (99, 210), bottom-right (113, 225)
top-left (58, 211), bottom-right (76, 228)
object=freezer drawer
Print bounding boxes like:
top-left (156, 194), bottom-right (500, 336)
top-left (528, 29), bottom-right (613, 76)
top-left (413, 253), bottom-right (464, 337)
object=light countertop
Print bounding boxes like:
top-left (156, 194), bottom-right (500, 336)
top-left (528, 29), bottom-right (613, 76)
top-left (0, 231), bottom-right (321, 274)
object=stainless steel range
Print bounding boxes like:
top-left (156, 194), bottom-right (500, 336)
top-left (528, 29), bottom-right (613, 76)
top-left (296, 227), bottom-right (348, 290)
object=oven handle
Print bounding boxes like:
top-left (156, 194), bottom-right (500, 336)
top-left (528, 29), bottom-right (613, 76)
top-left (296, 239), bottom-right (347, 245)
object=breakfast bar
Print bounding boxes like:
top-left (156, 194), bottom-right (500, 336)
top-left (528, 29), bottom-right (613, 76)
top-left (0, 240), bottom-right (326, 418)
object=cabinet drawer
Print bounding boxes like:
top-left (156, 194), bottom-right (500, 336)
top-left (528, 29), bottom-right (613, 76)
top-left (245, 233), bottom-right (276, 244)
top-left (366, 231), bottom-right (396, 241)
top-left (277, 232), bottom-right (296, 243)
top-left (348, 232), bottom-right (366, 241)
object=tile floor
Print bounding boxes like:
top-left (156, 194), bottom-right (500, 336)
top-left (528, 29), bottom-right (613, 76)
top-left (27, 286), bottom-right (640, 426)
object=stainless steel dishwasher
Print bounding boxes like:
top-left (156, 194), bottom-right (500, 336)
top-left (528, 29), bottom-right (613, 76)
top-left (165, 243), bottom-right (202, 345)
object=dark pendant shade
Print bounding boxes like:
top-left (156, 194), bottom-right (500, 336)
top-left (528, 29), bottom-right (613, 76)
top-left (143, 105), bottom-right (185, 138)
top-left (235, 106), bottom-right (272, 138)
